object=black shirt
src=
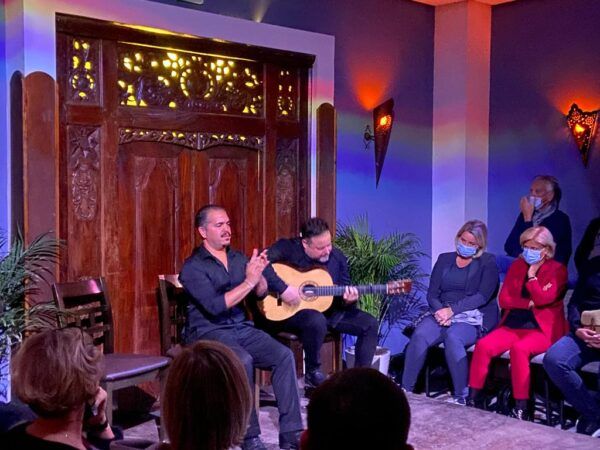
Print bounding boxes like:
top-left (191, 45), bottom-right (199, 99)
top-left (179, 245), bottom-right (252, 341)
top-left (263, 238), bottom-right (353, 311)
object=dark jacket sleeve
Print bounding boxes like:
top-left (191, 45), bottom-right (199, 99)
top-left (179, 257), bottom-right (228, 316)
top-left (451, 254), bottom-right (499, 314)
top-left (263, 239), bottom-right (291, 295)
top-left (567, 288), bottom-right (582, 332)
top-left (504, 214), bottom-right (531, 258)
top-left (427, 256), bottom-right (446, 312)
top-left (552, 212), bottom-right (572, 266)
top-left (574, 217), bottom-right (600, 274)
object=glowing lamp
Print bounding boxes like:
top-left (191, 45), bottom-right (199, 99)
top-left (566, 103), bottom-right (599, 167)
top-left (363, 98), bottom-right (395, 187)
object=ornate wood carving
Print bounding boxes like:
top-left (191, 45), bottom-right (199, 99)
top-left (277, 68), bottom-right (298, 120)
top-left (68, 126), bottom-right (100, 221)
top-left (198, 133), bottom-right (263, 152)
top-left (118, 128), bottom-right (263, 152)
top-left (276, 138), bottom-right (298, 215)
top-left (117, 44), bottom-right (263, 116)
top-left (66, 37), bottom-right (100, 104)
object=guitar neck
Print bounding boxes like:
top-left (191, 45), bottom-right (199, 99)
top-left (303, 284), bottom-right (390, 297)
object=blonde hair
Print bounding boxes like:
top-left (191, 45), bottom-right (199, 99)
top-left (12, 328), bottom-right (103, 418)
top-left (519, 226), bottom-right (556, 258)
top-left (455, 220), bottom-right (488, 258)
top-left (162, 340), bottom-right (252, 450)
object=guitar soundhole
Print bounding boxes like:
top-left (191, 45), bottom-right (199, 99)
top-left (300, 282), bottom-right (318, 301)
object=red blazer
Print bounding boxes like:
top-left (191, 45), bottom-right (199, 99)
top-left (499, 257), bottom-right (568, 343)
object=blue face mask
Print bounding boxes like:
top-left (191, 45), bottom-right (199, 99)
top-left (522, 248), bottom-right (543, 265)
top-left (456, 242), bottom-right (477, 258)
top-left (529, 196), bottom-right (543, 210)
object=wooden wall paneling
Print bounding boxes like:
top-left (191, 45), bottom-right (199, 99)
top-left (10, 71), bottom-right (24, 236)
top-left (297, 68), bottom-right (311, 228)
top-left (23, 72), bottom-right (59, 302)
top-left (316, 103), bottom-right (337, 234)
top-left (263, 63), bottom-right (278, 247)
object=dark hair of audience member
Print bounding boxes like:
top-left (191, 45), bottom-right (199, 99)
top-left (304, 368), bottom-right (412, 450)
top-left (13, 327), bottom-right (103, 418)
top-left (162, 340), bottom-right (253, 450)
top-left (300, 217), bottom-right (330, 240)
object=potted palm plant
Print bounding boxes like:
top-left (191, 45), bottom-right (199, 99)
top-left (0, 230), bottom-right (61, 403)
top-left (335, 215), bottom-right (428, 374)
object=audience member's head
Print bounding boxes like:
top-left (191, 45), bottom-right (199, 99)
top-left (520, 226), bottom-right (556, 260)
top-left (162, 340), bottom-right (252, 450)
top-left (530, 175), bottom-right (561, 208)
top-left (12, 327), bottom-right (103, 418)
top-left (455, 220), bottom-right (488, 259)
top-left (302, 368), bottom-right (412, 450)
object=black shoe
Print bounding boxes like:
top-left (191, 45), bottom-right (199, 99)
top-left (279, 430), bottom-right (302, 449)
top-left (241, 436), bottom-right (267, 450)
top-left (509, 407), bottom-right (530, 421)
top-left (576, 416), bottom-right (600, 437)
top-left (466, 396), bottom-right (485, 410)
top-left (304, 370), bottom-right (326, 388)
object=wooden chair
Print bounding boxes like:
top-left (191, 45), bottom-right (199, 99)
top-left (157, 274), bottom-right (187, 359)
top-left (52, 277), bottom-right (171, 424)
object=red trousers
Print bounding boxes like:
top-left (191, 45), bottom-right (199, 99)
top-left (468, 326), bottom-right (551, 400)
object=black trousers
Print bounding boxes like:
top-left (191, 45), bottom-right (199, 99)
top-left (200, 323), bottom-right (303, 439)
top-left (263, 307), bottom-right (379, 373)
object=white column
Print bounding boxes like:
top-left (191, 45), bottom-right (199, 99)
top-left (431, 0), bottom-right (491, 263)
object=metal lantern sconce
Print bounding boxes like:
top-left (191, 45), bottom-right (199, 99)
top-left (566, 103), bottom-right (598, 167)
top-left (363, 98), bottom-right (395, 187)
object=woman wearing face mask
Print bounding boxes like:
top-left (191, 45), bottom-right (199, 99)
top-left (468, 226), bottom-right (569, 420)
top-left (402, 220), bottom-right (499, 405)
top-left (504, 175), bottom-right (572, 266)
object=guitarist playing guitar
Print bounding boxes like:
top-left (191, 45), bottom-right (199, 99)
top-left (258, 217), bottom-right (379, 389)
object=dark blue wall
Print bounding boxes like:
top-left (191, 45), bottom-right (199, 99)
top-left (150, 0), bottom-right (435, 266)
top-left (488, 0), bottom-right (600, 276)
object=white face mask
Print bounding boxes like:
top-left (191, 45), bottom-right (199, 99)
top-left (529, 196), bottom-right (543, 209)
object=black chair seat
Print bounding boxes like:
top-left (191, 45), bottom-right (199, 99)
top-left (102, 353), bottom-right (170, 381)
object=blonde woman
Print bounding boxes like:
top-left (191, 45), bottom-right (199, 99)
top-left (469, 226), bottom-right (568, 420)
top-left (402, 220), bottom-right (499, 404)
top-left (3, 328), bottom-right (116, 449)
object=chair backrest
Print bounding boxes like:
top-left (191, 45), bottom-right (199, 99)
top-left (51, 277), bottom-right (115, 353)
top-left (157, 274), bottom-right (187, 357)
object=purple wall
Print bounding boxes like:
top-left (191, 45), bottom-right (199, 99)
top-left (488, 0), bottom-right (600, 276)
top-left (150, 0), bottom-right (435, 266)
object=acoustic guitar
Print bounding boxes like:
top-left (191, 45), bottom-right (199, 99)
top-left (257, 263), bottom-right (412, 321)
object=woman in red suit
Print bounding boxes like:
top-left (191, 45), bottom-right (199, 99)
top-left (468, 226), bottom-right (568, 420)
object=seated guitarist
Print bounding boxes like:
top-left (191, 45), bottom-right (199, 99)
top-left (261, 217), bottom-right (379, 388)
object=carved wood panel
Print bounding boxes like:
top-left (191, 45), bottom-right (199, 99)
top-left (276, 138), bottom-right (298, 238)
top-left (66, 125), bottom-right (102, 280)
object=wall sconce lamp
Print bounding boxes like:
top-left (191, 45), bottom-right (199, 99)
top-left (566, 103), bottom-right (598, 167)
top-left (363, 98), bottom-right (394, 187)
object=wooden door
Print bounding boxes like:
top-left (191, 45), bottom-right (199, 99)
top-left (55, 15), bottom-right (313, 354)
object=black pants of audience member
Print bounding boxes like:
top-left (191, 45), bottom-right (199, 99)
top-left (199, 324), bottom-right (303, 439)
top-left (263, 307), bottom-right (379, 373)
top-left (402, 315), bottom-right (479, 399)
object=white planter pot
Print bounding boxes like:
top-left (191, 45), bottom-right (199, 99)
top-left (345, 345), bottom-right (391, 375)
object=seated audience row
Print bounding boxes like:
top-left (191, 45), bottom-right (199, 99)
top-left (3, 329), bottom-right (413, 450)
top-left (403, 216), bottom-right (600, 435)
